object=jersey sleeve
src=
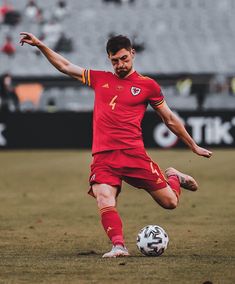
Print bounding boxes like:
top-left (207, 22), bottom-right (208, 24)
top-left (148, 80), bottom-right (165, 109)
top-left (81, 69), bottom-right (104, 89)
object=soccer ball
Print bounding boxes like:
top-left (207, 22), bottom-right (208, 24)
top-left (136, 225), bottom-right (169, 256)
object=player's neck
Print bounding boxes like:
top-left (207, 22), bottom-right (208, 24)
top-left (115, 68), bottom-right (136, 79)
top-left (125, 68), bottom-right (135, 78)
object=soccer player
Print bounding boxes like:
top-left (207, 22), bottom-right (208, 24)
top-left (20, 32), bottom-right (212, 258)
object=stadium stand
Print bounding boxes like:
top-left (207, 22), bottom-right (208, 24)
top-left (1, 0), bottom-right (235, 74)
top-left (203, 93), bottom-right (235, 110)
top-left (0, 0), bottom-right (235, 111)
top-left (38, 86), bottom-right (94, 112)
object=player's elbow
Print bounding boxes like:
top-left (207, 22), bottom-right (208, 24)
top-left (56, 60), bottom-right (71, 75)
top-left (163, 119), bottom-right (177, 132)
top-left (164, 116), bottom-right (180, 130)
top-left (58, 64), bottom-right (69, 74)
top-left (165, 119), bottom-right (175, 128)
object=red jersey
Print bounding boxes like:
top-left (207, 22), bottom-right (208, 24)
top-left (82, 70), bottom-right (164, 154)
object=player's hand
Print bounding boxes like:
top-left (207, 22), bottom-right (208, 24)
top-left (192, 145), bottom-right (213, 158)
top-left (20, 32), bottom-right (41, 47)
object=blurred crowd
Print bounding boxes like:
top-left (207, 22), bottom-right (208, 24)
top-left (0, 0), bottom-right (73, 56)
top-left (0, 72), bottom-right (19, 112)
top-left (1, 0), bottom-right (147, 59)
top-left (175, 74), bottom-right (235, 110)
top-left (0, 0), bottom-right (143, 57)
top-left (0, 0), bottom-right (234, 113)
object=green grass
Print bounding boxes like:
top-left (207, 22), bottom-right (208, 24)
top-left (0, 149), bottom-right (235, 284)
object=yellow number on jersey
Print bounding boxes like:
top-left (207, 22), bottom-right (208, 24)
top-left (109, 95), bottom-right (118, 110)
top-left (150, 162), bottom-right (160, 175)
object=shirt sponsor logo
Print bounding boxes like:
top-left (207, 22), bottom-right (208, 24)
top-left (131, 86), bottom-right (141, 96)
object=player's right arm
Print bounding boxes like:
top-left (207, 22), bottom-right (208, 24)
top-left (19, 32), bottom-right (84, 81)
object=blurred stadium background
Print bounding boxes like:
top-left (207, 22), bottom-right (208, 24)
top-left (0, 0), bottom-right (235, 148)
top-left (1, 2), bottom-right (235, 283)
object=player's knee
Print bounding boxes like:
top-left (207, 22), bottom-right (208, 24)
top-left (96, 189), bottom-right (115, 208)
top-left (161, 196), bottom-right (178, 210)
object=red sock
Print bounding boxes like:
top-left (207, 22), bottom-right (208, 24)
top-left (168, 175), bottom-right (181, 199)
top-left (100, 206), bottom-right (124, 246)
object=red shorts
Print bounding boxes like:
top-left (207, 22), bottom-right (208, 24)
top-left (88, 147), bottom-right (167, 196)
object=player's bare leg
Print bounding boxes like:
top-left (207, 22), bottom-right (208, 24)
top-left (92, 183), bottom-right (130, 258)
top-left (147, 185), bottom-right (179, 209)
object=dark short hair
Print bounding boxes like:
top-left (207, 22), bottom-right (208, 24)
top-left (106, 35), bottom-right (132, 55)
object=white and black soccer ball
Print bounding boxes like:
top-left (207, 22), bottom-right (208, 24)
top-left (136, 225), bottom-right (169, 256)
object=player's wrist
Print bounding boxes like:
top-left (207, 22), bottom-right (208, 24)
top-left (191, 143), bottom-right (199, 153)
top-left (187, 140), bottom-right (197, 152)
top-left (36, 40), bottom-right (44, 48)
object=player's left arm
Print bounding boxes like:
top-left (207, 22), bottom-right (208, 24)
top-left (155, 102), bottom-right (213, 158)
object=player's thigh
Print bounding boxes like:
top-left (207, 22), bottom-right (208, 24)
top-left (92, 183), bottom-right (119, 208)
top-left (147, 185), bottom-right (178, 209)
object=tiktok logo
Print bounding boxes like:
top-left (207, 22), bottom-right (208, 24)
top-left (153, 123), bottom-right (178, 148)
top-left (0, 123), bottom-right (7, 146)
top-left (187, 116), bottom-right (235, 144)
top-left (153, 111), bottom-right (181, 148)
top-left (153, 114), bottom-right (235, 147)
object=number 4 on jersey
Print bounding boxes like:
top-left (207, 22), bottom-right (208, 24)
top-left (109, 95), bottom-right (118, 110)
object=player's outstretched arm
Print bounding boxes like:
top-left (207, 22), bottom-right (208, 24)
top-left (19, 32), bottom-right (84, 81)
top-left (156, 103), bottom-right (213, 158)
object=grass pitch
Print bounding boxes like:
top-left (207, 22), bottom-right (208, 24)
top-left (0, 149), bottom-right (235, 284)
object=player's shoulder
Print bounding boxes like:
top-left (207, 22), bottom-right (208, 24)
top-left (137, 73), bottom-right (152, 81)
top-left (89, 69), bottom-right (113, 81)
top-left (137, 73), bottom-right (158, 82)
top-left (83, 69), bottom-right (112, 86)
top-left (90, 69), bottom-right (113, 76)
top-left (84, 69), bottom-right (115, 87)
top-left (136, 73), bottom-right (161, 88)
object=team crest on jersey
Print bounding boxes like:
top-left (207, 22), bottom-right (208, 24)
top-left (131, 86), bottom-right (141, 96)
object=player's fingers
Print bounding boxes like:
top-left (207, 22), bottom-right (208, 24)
top-left (19, 37), bottom-right (27, 45)
top-left (204, 154), bottom-right (210, 158)
top-left (20, 34), bottom-right (31, 40)
top-left (203, 151), bottom-right (212, 158)
top-left (20, 32), bottom-right (31, 37)
top-left (20, 35), bottom-right (28, 42)
top-left (20, 32), bottom-right (33, 42)
top-left (195, 147), bottom-right (212, 158)
top-left (19, 38), bottom-right (25, 46)
top-left (20, 38), bottom-right (32, 46)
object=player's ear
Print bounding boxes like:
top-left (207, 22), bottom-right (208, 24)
top-left (131, 48), bottom-right (135, 58)
top-left (107, 51), bottom-right (112, 59)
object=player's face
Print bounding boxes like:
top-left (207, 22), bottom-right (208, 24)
top-left (108, 48), bottom-right (135, 78)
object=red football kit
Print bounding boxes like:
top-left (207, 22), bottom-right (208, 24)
top-left (82, 69), bottom-right (168, 193)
